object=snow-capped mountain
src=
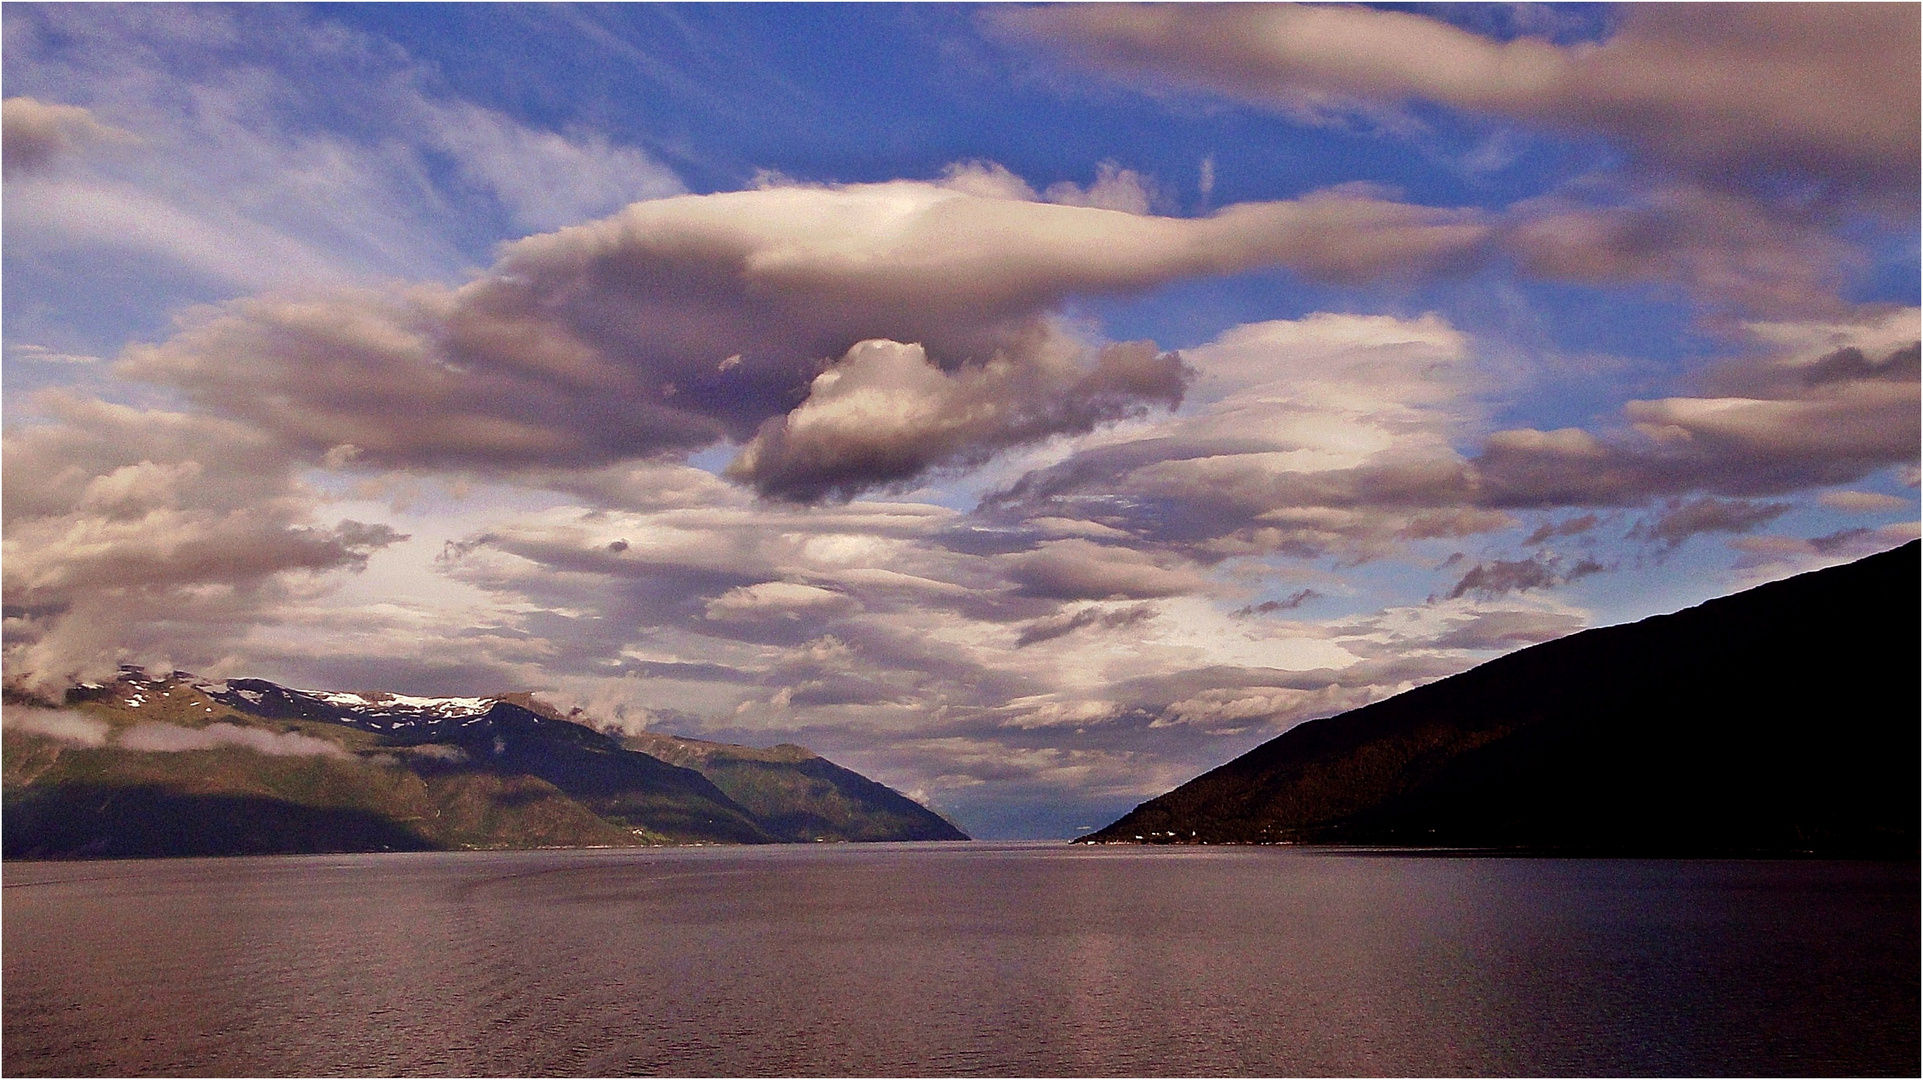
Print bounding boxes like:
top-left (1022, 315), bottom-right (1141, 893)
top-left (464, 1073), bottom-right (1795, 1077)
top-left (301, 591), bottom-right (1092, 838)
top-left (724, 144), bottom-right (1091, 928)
top-left (200, 678), bottom-right (517, 735)
top-left (15, 668), bottom-right (967, 857)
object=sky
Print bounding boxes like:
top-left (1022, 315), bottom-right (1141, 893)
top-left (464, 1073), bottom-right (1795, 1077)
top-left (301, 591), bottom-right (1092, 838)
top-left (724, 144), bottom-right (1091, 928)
top-left (3, 3), bottom-right (1917, 839)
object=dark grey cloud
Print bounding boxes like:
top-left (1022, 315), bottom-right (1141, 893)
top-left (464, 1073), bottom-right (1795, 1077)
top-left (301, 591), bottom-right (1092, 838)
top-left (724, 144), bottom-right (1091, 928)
top-left (1232, 589), bottom-right (1322, 617)
top-left (1446, 557), bottom-right (1556, 600)
top-left (1631, 496), bottom-right (1792, 548)
top-left (1446, 553), bottom-right (1602, 600)
top-left (1803, 342), bottom-right (1922, 387)
top-left (1523, 513), bottom-right (1598, 545)
top-left (1014, 603), bottom-right (1156, 648)
top-left (1475, 324), bottom-right (1920, 509)
top-left (1809, 526), bottom-right (1875, 555)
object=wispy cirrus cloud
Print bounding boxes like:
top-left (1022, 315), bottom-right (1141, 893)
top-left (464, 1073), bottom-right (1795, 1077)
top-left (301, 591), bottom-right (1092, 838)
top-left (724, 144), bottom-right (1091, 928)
top-left (1, 4), bottom-right (683, 304)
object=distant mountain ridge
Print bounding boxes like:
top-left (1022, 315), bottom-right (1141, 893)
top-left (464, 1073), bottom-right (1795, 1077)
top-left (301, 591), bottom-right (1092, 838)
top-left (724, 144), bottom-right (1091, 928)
top-left (1083, 542), bottom-right (1920, 856)
top-left (205, 678), bottom-right (504, 731)
top-left (623, 730), bottom-right (967, 842)
top-left (4, 673), bottom-right (964, 859)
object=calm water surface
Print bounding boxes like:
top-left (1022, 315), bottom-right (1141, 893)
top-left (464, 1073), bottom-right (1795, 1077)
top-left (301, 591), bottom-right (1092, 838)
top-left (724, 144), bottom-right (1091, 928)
top-left (4, 843), bottom-right (1916, 1076)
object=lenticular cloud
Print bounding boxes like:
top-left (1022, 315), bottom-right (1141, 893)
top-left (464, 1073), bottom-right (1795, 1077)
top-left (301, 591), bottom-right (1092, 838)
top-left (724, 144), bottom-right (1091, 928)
top-left (118, 174), bottom-right (1487, 494)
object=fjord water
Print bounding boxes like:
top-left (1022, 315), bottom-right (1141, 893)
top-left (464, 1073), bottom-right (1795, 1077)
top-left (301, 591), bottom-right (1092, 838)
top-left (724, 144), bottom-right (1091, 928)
top-left (5, 845), bottom-right (1915, 1076)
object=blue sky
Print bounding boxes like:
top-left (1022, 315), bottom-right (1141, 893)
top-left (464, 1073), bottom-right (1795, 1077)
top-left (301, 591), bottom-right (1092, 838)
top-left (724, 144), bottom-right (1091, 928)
top-left (5, 3), bottom-right (1917, 838)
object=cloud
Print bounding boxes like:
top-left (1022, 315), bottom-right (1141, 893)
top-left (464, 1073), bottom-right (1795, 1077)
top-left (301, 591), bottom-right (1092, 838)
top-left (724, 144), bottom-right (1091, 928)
top-left (1042, 160), bottom-right (1166, 215)
top-left (1330, 592), bottom-right (1592, 662)
top-left (1111, 651), bottom-right (1474, 735)
top-left (1426, 609), bottom-right (1588, 651)
top-left (6, 343), bottom-right (102, 365)
top-left (1014, 603), bottom-right (1156, 648)
top-left (1, 96), bottom-right (134, 179)
top-left (1, 5), bottom-right (682, 302)
top-left (994, 6), bottom-right (1913, 320)
top-left (1725, 521), bottom-right (1921, 588)
top-left (705, 581), bottom-right (856, 621)
top-left (2, 704), bottom-right (110, 746)
top-left (418, 100), bottom-right (684, 232)
top-left (1817, 490), bottom-right (1910, 514)
top-left (995, 4), bottom-right (1920, 203)
top-left (1523, 514), bottom-right (1598, 545)
top-left (1504, 185), bottom-right (1859, 316)
top-left (728, 335), bottom-right (1187, 501)
top-left (1005, 539), bottom-right (1208, 601)
top-left (1631, 496), bottom-right (1792, 548)
top-left (1801, 343), bottom-right (1921, 387)
top-left (1445, 553), bottom-right (1601, 600)
top-left (117, 175), bottom-right (1488, 488)
top-left (979, 311), bottom-right (1498, 563)
top-left (2, 393), bottom-right (405, 692)
top-left (1232, 589), bottom-right (1321, 617)
top-left (1476, 312), bottom-right (1921, 507)
top-left (118, 721), bottom-right (349, 758)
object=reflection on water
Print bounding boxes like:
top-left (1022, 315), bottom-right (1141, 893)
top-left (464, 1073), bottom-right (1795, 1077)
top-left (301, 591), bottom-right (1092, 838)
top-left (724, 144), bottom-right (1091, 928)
top-left (4, 844), bottom-right (1916, 1076)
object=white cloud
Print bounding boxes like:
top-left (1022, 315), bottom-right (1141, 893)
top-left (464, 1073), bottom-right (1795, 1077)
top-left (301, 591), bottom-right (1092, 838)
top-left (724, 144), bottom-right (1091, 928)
top-left (2, 705), bottom-right (110, 746)
top-left (118, 721), bottom-right (350, 757)
top-left (705, 581), bottom-right (856, 621)
top-left (981, 311), bottom-right (1497, 563)
top-left (1818, 490), bottom-right (1910, 514)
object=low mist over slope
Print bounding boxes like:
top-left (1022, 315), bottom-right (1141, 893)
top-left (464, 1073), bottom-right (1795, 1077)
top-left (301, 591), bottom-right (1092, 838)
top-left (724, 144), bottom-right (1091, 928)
top-left (1085, 542), bottom-right (1920, 856)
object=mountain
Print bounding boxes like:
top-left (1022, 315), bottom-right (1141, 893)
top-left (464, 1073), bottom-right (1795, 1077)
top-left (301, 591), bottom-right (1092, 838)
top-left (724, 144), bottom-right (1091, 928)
top-left (623, 731), bottom-right (967, 842)
top-left (202, 680), bottom-right (772, 844)
top-left (1082, 542), bottom-right (1920, 856)
top-left (3, 674), bottom-right (966, 859)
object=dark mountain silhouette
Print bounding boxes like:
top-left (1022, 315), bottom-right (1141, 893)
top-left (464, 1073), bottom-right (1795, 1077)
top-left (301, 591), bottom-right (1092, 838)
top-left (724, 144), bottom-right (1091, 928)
top-left (1083, 542), bottom-right (1919, 856)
